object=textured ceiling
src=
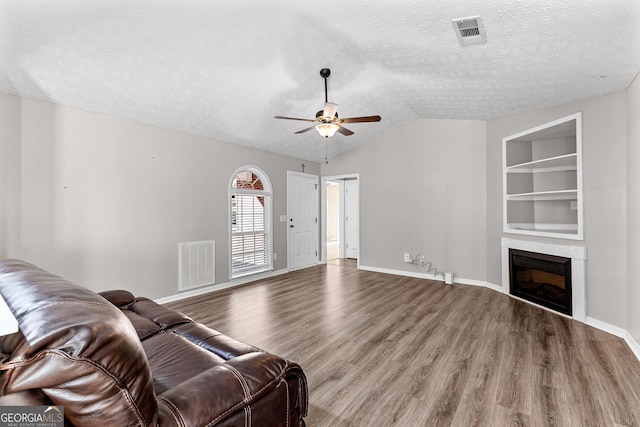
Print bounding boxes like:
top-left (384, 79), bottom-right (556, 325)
top-left (1, 0), bottom-right (639, 163)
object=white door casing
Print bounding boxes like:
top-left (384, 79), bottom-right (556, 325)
top-left (345, 180), bottom-right (359, 259)
top-left (288, 171), bottom-right (319, 270)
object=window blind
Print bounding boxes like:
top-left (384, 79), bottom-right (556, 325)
top-left (231, 193), bottom-right (272, 277)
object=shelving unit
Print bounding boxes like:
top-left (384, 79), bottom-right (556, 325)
top-left (503, 113), bottom-right (583, 240)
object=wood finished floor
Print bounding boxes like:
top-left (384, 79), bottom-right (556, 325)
top-left (166, 259), bottom-right (640, 426)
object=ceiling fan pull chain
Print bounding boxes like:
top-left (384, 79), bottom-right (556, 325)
top-left (325, 139), bottom-right (329, 164)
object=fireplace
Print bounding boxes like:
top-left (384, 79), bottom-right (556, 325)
top-left (501, 238), bottom-right (586, 322)
top-left (509, 249), bottom-right (572, 316)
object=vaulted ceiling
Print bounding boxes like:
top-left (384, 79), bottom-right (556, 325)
top-left (1, 1), bottom-right (639, 162)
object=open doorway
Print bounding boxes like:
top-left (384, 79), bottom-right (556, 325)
top-left (321, 174), bottom-right (359, 264)
top-left (326, 180), bottom-right (343, 261)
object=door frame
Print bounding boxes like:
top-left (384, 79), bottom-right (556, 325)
top-left (320, 173), bottom-right (360, 267)
top-left (325, 179), bottom-right (345, 260)
top-left (287, 171), bottom-right (320, 271)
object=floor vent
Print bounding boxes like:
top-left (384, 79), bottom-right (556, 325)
top-left (452, 16), bottom-right (487, 46)
top-left (179, 240), bottom-right (215, 291)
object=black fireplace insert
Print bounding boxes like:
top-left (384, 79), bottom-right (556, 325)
top-left (509, 249), bottom-right (572, 316)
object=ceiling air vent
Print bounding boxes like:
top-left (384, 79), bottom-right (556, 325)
top-left (452, 16), bottom-right (487, 47)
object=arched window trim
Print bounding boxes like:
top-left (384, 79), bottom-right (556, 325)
top-left (228, 165), bottom-right (272, 195)
top-left (228, 165), bottom-right (273, 279)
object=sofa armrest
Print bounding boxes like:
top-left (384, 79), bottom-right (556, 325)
top-left (157, 352), bottom-right (307, 427)
top-left (99, 289), bottom-right (136, 306)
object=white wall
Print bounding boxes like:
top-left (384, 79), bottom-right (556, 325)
top-left (627, 73), bottom-right (640, 342)
top-left (0, 94), bottom-right (21, 259)
top-left (487, 92), bottom-right (628, 328)
top-left (0, 93), bottom-right (320, 299)
top-left (322, 118), bottom-right (487, 282)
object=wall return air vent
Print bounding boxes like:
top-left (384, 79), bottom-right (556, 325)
top-left (452, 16), bottom-right (487, 46)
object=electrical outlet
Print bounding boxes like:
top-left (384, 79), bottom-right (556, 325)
top-left (570, 200), bottom-right (578, 211)
top-left (404, 253), bottom-right (412, 263)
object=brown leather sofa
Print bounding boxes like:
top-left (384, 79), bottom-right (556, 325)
top-left (0, 259), bottom-right (308, 426)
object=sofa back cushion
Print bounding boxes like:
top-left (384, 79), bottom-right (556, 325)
top-left (0, 259), bottom-right (158, 426)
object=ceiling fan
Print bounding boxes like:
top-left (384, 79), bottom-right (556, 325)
top-left (274, 68), bottom-right (381, 138)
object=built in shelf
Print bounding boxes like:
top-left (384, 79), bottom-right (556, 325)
top-left (503, 112), bottom-right (583, 240)
top-left (507, 189), bottom-right (578, 201)
top-left (506, 153), bottom-right (577, 173)
top-left (506, 223), bottom-right (579, 234)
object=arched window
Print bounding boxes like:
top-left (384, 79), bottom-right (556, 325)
top-left (229, 166), bottom-right (273, 278)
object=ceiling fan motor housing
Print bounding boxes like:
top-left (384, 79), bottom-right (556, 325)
top-left (316, 110), bottom-right (338, 121)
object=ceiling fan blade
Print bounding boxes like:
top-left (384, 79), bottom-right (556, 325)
top-left (274, 116), bottom-right (317, 122)
top-left (323, 102), bottom-right (338, 120)
top-left (339, 115), bottom-right (382, 124)
top-left (337, 125), bottom-right (354, 136)
top-left (294, 125), bottom-right (317, 134)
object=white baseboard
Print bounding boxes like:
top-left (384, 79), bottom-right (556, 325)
top-left (455, 277), bottom-right (505, 294)
top-left (585, 316), bottom-right (628, 338)
top-left (358, 264), bottom-right (435, 280)
top-left (357, 265), bottom-right (502, 293)
top-left (586, 317), bottom-right (640, 361)
top-left (625, 332), bottom-right (640, 361)
top-left (155, 268), bottom-right (289, 305)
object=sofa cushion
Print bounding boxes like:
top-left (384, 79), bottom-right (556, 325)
top-left (0, 259), bottom-right (158, 426)
top-left (142, 332), bottom-right (226, 394)
top-left (100, 292), bottom-right (193, 341)
top-left (156, 352), bottom-right (296, 426)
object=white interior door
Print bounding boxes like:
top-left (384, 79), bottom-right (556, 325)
top-left (288, 172), bottom-right (318, 270)
top-left (345, 180), bottom-right (359, 259)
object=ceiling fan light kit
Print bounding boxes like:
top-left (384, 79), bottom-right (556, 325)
top-left (274, 68), bottom-right (381, 139)
top-left (316, 122), bottom-right (340, 138)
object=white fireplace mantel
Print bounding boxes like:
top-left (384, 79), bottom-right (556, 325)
top-left (501, 237), bottom-right (587, 323)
